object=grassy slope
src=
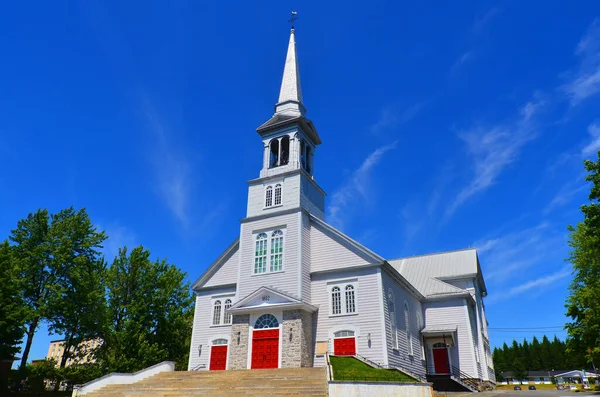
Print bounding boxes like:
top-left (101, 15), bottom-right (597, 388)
top-left (329, 356), bottom-right (417, 383)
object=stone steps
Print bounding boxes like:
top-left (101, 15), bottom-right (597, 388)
top-left (83, 368), bottom-right (328, 397)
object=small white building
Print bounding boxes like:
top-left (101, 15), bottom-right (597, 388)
top-left (188, 26), bottom-right (495, 391)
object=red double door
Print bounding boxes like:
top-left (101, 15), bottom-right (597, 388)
top-left (333, 337), bottom-right (356, 356)
top-left (210, 345), bottom-right (228, 370)
top-left (251, 329), bottom-right (279, 369)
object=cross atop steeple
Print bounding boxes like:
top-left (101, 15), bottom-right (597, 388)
top-left (289, 11), bottom-right (298, 29)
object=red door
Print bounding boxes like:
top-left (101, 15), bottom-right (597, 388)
top-left (333, 337), bottom-right (356, 356)
top-left (210, 345), bottom-right (227, 370)
top-left (251, 329), bottom-right (279, 369)
top-left (433, 347), bottom-right (450, 374)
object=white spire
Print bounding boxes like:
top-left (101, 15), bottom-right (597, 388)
top-left (275, 28), bottom-right (305, 116)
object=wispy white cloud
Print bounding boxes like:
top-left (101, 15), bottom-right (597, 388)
top-left (474, 222), bottom-right (564, 282)
top-left (98, 223), bottom-right (137, 262)
top-left (562, 18), bottom-right (600, 105)
top-left (472, 7), bottom-right (501, 34)
top-left (371, 103), bottom-right (426, 134)
top-left (544, 174), bottom-right (589, 215)
top-left (142, 95), bottom-right (193, 226)
top-left (582, 122), bottom-right (600, 157)
top-left (451, 51), bottom-right (474, 75)
top-left (486, 267), bottom-right (571, 304)
top-left (445, 101), bottom-right (541, 220)
top-left (327, 142), bottom-right (398, 230)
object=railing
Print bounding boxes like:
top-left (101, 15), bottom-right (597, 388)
top-left (351, 353), bottom-right (425, 383)
top-left (190, 363), bottom-right (206, 371)
top-left (354, 353), bottom-right (384, 369)
top-left (426, 364), bottom-right (481, 392)
top-left (450, 365), bottom-right (481, 391)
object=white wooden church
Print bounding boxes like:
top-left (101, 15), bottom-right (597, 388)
top-left (188, 26), bottom-right (495, 389)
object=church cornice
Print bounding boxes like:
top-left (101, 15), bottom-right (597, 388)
top-left (247, 168), bottom-right (327, 196)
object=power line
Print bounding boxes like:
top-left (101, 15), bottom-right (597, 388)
top-left (488, 326), bottom-right (564, 330)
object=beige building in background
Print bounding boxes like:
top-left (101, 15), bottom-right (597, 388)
top-left (46, 339), bottom-right (102, 367)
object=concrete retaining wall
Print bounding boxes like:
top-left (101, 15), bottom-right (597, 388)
top-left (72, 361), bottom-right (175, 396)
top-left (329, 381), bottom-right (434, 397)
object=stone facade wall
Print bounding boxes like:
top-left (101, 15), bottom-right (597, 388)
top-left (300, 310), bottom-right (314, 367)
top-left (228, 315), bottom-right (250, 370)
top-left (281, 310), bottom-right (314, 368)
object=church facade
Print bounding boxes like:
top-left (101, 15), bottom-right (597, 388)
top-left (188, 27), bottom-right (495, 386)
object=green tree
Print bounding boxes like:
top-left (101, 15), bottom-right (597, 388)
top-left (512, 357), bottom-right (527, 384)
top-left (99, 246), bottom-right (194, 372)
top-left (46, 208), bottom-right (107, 371)
top-left (0, 240), bottom-right (26, 360)
top-left (566, 154), bottom-right (600, 366)
top-left (10, 209), bottom-right (54, 369)
top-left (530, 336), bottom-right (542, 370)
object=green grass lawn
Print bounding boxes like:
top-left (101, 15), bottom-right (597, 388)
top-left (329, 356), bottom-right (418, 383)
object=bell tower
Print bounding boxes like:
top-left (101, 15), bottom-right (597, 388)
top-left (245, 26), bottom-right (325, 220)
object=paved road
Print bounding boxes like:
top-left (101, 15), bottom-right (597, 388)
top-left (478, 391), bottom-right (589, 397)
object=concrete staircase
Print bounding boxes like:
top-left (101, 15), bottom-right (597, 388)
top-left (83, 367), bottom-right (328, 397)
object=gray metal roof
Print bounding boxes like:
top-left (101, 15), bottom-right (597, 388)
top-left (388, 248), bottom-right (484, 298)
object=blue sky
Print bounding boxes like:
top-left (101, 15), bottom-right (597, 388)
top-left (2, 1), bottom-right (600, 363)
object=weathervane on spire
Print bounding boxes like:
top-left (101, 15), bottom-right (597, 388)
top-left (289, 11), bottom-right (298, 29)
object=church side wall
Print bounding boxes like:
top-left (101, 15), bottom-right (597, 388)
top-left (309, 222), bottom-right (375, 273)
top-left (246, 174), bottom-right (301, 218)
top-left (423, 298), bottom-right (478, 378)
top-left (188, 286), bottom-right (236, 371)
top-left (202, 249), bottom-right (239, 288)
top-left (381, 270), bottom-right (426, 378)
top-left (237, 212), bottom-right (300, 299)
top-left (311, 268), bottom-right (385, 368)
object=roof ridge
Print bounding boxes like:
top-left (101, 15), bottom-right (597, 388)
top-left (388, 247), bottom-right (476, 261)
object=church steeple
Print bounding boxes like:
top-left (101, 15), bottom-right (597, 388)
top-left (248, 19), bottom-right (327, 220)
top-left (275, 28), bottom-right (305, 116)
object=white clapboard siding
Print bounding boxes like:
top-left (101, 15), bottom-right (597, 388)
top-left (301, 212), bottom-right (312, 302)
top-left (188, 286), bottom-right (236, 371)
top-left (381, 270), bottom-right (427, 377)
top-left (300, 177), bottom-right (325, 219)
top-left (423, 298), bottom-right (477, 378)
top-left (246, 174), bottom-right (301, 218)
top-left (309, 221), bottom-right (376, 273)
top-left (311, 267), bottom-right (385, 368)
top-left (203, 248), bottom-right (239, 288)
top-left (237, 212), bottom-right (300, 299)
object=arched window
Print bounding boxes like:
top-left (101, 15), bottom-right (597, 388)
top-left (254, 314), bottom-right (279, 329)
top-left (254, 233), bottom-right (268, 274)
top-left (345, 285), bottom-right (356, 313)
top-left (224, 299), bottom-right (232, 324)
top-left (265, 186), bottom-right (273, 207)
top-left (270, 230), bottom-right (284, 272)
top-left (213, 300), bottom-right (222, 325)
top-left (432, 342), bottom-right (446, 348)
top-left (334, 330), bottom-right (355, 338)
top-left (269, 139), bottom-right (279, 168)
top-left (331, 287), bottom-right (341, 315)
top-left (388, 291), bottom-right (398, 349)
top-left (274, 184), bottom-right (282, 206)
top-left (405, 301), bottom-right (413, 355)
top-left (280, 136), bottom-right (290, 165)
top-left (212, 338), bottom-right (228, 345)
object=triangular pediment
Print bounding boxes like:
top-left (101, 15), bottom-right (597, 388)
top-left (229, 286), bottom-right (318, 314)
